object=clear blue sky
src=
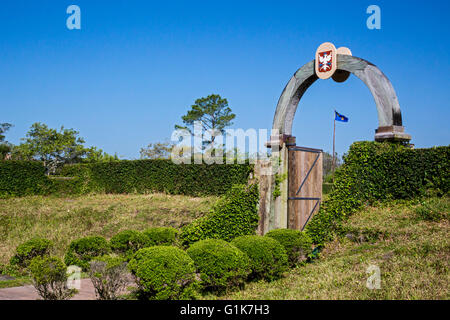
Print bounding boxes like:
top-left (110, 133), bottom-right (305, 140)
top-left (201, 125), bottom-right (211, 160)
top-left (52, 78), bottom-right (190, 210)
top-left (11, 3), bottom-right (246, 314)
top-left (1, 0), bottom-right (449, 159)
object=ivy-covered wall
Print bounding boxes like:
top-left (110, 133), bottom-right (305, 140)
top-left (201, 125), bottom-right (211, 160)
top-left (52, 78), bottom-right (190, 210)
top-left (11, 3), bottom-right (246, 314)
top-left (0, 161), bottom-right (52, 197)
top-left (305, 142), bottom-right (449, 245)
top-left (0, 160), bottom-right (252, 197)
top-left (59, 160), bottom-right (253, 196)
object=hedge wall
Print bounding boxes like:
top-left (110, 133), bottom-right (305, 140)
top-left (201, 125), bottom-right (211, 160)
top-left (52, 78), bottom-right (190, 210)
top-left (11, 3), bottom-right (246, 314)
top-left (305, 142), bottom-right (449, 245)
top-left (339, 142), bottom-right (449, 200)
top-left (0, 161), bottom-right (52, 198)
top-left (59, 160), bottom-right (253, 196)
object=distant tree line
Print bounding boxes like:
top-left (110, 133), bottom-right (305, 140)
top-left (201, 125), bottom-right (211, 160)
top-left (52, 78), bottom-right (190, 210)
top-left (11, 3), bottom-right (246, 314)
top-left (0, 122), bottom-right (118, 175)
top-left (2, 93), bottom-right (341, 176)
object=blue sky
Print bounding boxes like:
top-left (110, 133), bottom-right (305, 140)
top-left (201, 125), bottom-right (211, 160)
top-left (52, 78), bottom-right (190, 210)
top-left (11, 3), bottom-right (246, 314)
top-left (1, 0), bottom-right (449, 159)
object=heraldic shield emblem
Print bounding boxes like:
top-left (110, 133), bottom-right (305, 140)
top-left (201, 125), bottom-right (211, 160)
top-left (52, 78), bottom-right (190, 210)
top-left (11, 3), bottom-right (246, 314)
top-left (318, 51), bottom-right (333, 72)
top-left (315, 42), bottom-right (337, 79)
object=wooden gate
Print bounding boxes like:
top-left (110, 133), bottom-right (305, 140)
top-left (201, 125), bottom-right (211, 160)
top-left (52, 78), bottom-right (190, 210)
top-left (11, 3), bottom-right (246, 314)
top-left (288, 146), bottom-right (323, 231)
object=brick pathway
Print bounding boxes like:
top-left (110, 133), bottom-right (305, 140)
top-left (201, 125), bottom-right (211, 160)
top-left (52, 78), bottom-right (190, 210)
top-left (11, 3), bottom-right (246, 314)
top-left (0, 279), bottom-right (99, 300)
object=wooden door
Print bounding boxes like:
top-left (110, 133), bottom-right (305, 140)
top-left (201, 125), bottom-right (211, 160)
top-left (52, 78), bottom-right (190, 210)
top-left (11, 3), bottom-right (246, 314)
top-left (288, 146), bottom-right (323, 231)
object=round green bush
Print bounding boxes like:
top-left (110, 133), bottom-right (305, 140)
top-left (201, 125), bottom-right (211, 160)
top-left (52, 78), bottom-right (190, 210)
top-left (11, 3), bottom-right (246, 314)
top-left (128, 246), bottom-right (199, 300)
top-left (265, 229), bottom-right (313, 266)
top-left (231, 235), bottom-right (288, 281)
top-left (10, 238), bottom-right (53, 268)
top-left (110, 230), bottom-right (148, 261)
top-left (143, 227), bottom-right (179, 246)
top-left (64, 236), bottom-right (110, 271)
top-left (29, 256), bottom-right (75, 300)
top-left (186, 239), bottom-right (251, 291)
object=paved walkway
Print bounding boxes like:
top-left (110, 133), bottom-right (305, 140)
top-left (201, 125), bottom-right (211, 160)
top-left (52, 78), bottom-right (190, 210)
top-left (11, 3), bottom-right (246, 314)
top-left (0, 279), bottom-right (99, 300)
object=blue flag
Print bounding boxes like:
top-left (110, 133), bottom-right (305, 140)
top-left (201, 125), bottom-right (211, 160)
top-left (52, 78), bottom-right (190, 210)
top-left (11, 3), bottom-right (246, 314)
top-left (335, 111), bottom-right (348, 122)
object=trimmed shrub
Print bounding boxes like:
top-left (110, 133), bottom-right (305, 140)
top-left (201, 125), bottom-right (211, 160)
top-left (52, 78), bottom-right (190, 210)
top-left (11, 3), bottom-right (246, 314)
top-left (179, 184), bottom-right (259, 247)
top-left (0, 161), bottom-right (51, 197)
top-left (231, 235), bottom-right (288, 281)
top-left (305, 142), bottom-right (450, 245)
top-left (60, 160), bottom-right (253, 196)
top-left (64, 236), bottom-right (110, 271)
top-left (186, 239), bottom-right (251, 291)
top-left (89, 255), bottom-right (129, 300)
top-left (143, 227), bottom-right (179, 246)
top-left (110, 230), bottom-right (148, 261)
top-left (29, 256), bottom-right (76, 300)
top-left (10, 238), bottom-right (53, 268)
top-left (128, 246), bottom-right (199, 300)
top-left (265, 229), bottom-right (313, 266)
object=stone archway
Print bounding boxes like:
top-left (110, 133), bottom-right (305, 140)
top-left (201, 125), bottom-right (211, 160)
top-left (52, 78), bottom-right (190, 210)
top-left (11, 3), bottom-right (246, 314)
top-left (273, 54), bottom-right (410, 141)
top-left (257, 53), bottom-right (411, 235)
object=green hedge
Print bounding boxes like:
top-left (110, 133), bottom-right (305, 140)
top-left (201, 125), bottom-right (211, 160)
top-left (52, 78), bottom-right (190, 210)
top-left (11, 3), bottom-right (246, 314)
top-left (0, 159), bottom-right (252, 197)
top-left (305, 142), bottom-right (450, 245)
top-left (60, 160), bottom-right (252, 196)
top-left (335, 142), bottom-right (449, 201)
top-left (0, 161), bottom-right (51, 197)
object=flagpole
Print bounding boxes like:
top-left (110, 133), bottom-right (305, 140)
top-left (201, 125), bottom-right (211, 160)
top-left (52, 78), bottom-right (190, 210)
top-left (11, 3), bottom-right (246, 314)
top-left (332, 111), bottom-right (336, 178)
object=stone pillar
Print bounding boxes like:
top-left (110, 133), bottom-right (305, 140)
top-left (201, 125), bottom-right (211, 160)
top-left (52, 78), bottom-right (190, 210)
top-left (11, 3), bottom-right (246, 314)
top-left (255, 134), bottom-right (295, 235)
top-left (254, 160), bottom-right (273, 235)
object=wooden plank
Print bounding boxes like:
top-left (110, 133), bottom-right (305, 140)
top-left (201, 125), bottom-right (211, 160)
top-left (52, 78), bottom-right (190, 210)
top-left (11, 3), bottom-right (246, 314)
top-left (288, 148), bottom-right (323, 231)
top-left (287, 149), bottom-right (297, 229)
top-left (302, 151), bottom-right (314, 229)
top-left (310, 153), bottom-right (323, 227)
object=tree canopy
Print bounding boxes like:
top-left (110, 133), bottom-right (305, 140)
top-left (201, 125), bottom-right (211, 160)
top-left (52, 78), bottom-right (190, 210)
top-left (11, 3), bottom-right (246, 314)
top-left (0, 123), bottom-right (13, 160)
top-left (140, 140), bottom-right (174, 159)
top-left (175, 94), bottom-right (235, 148)
top-left (0, 123), bottom-right (13, 143)
top-left (13, 122), bottom-right (116, 174)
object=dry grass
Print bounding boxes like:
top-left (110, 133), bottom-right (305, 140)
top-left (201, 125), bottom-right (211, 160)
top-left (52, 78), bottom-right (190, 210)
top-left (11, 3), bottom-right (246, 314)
top-left (206, 197), bottom-right (449, 300)
top-left (0, 193), bottom-right (217, 265)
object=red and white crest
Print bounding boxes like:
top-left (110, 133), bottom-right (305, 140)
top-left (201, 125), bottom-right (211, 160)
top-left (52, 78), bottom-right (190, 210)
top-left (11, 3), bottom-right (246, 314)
top-left (315, 42), bottom-right (337, 79)
top-left (318, 51), bottom-right (333, 72)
